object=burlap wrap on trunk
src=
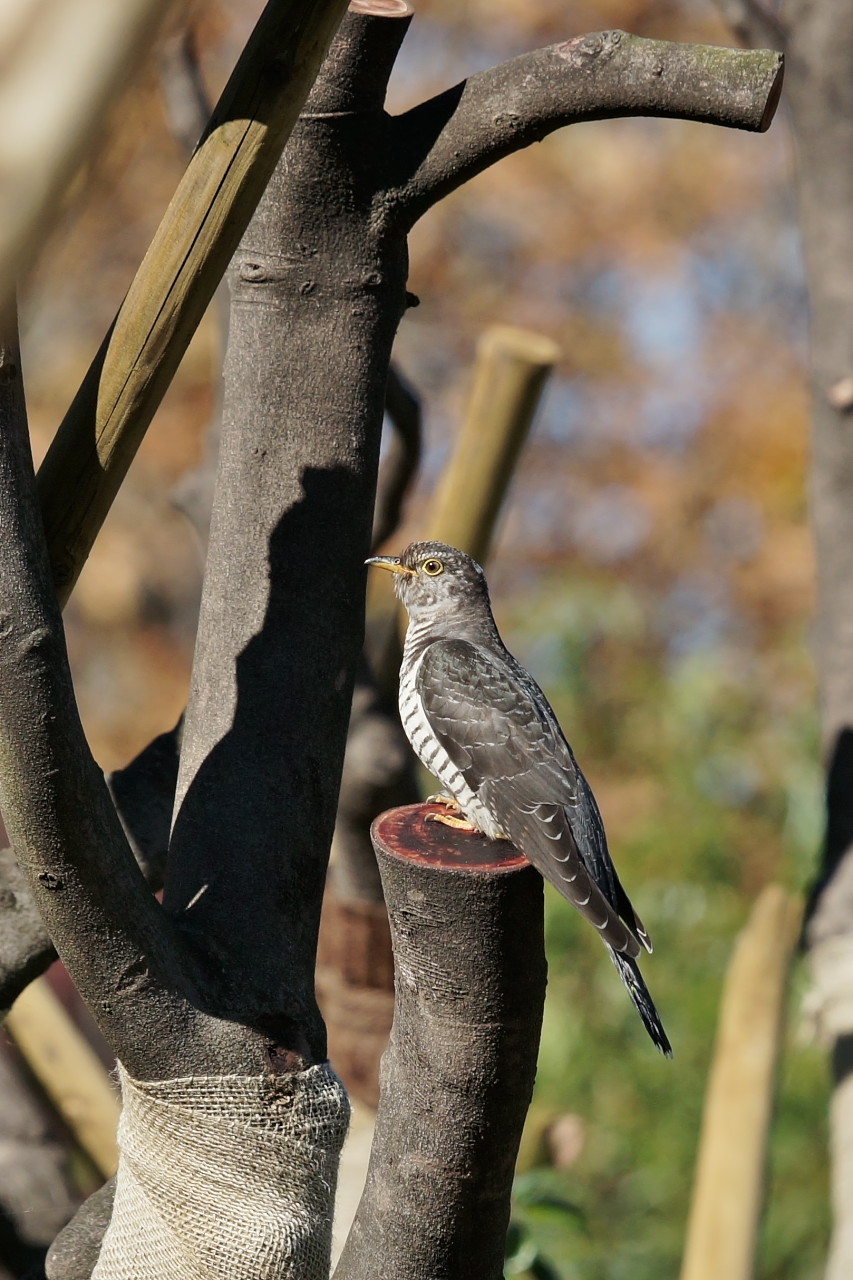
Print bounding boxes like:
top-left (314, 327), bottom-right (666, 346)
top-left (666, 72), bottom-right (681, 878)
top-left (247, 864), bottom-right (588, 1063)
top-left (92, 1061), bottom-right (350, 1279)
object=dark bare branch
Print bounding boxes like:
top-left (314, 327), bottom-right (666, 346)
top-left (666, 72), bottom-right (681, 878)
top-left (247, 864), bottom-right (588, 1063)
top-left (159, 20), bottom-right (228, 554)
top-left (0, 724), bottom-right (178, 1012)
top-left (0, 318), bottom-right (188, 1076)
top-left (372, 364), bottom-right (422, 551)
top-left (330, 666), bottom-right (418, 902)
top-left (393, 32), bottom-right (784, 221)
top-left (106, 722), bottom-right (181, 886)
top-left (158, 27), bottom-right (211, 157)
top-left (0, 844), bottom-right (53, 1013)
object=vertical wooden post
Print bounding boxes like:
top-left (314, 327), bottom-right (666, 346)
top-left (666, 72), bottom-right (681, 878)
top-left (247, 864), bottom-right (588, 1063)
top-left (680, 885), bottom-right (803, 1280)
top-left (426, 325), bottom-right (560, 563)
top-left (6, 976), bottom-right (121, 1177)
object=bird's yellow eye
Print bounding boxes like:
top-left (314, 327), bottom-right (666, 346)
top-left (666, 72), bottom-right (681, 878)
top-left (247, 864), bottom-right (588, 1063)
top-left (422, 558), bottom-right (444, 576)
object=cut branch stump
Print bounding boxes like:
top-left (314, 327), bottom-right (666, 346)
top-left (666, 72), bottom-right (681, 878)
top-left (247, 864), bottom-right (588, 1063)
top-left (335, 803), bottom-right (545, 1280)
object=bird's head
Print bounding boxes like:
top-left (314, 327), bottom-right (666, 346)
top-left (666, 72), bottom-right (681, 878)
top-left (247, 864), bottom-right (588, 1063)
top-left (366, 541), bottom-right (492, 625)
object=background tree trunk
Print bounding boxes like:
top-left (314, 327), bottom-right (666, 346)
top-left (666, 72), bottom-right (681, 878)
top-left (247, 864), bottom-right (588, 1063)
top-left (785, 6), bottom-right (853, 1276)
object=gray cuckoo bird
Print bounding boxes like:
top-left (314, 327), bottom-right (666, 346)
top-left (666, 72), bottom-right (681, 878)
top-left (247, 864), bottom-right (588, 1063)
top-left (367, 540), bottom-right (671, 1055)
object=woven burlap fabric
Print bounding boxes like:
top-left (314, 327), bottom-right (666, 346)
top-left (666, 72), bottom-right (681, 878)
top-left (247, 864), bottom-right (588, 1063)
top-left (92, 1061), bottom-right (350, 1280)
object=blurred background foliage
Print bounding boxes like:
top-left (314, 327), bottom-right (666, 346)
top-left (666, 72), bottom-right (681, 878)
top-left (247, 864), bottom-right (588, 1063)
top-left (18, 0), bottom-right (825, 1275)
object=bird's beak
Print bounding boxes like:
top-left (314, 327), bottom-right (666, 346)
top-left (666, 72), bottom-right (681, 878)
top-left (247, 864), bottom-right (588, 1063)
top-left (365, 556), bottom-right (415, 576)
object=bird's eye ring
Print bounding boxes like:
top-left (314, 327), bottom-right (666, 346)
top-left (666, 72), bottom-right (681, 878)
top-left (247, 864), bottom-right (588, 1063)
top-left (422, 558), bottom-right (444, 576)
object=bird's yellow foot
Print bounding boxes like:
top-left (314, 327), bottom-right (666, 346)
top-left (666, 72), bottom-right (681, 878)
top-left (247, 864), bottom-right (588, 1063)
top-left (426, 793), bottom-right (459, 810)
top-left (425, 811), bottom-right (480, 833)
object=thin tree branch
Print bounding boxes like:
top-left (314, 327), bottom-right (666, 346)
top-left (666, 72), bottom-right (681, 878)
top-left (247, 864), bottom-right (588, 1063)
top-left (106, 722), bottom-right (181, 885)
top-left (714, 0), bottom-right (788, 53)
top-left (158, 26), bottom-right (211, 157)
top-left (371, 364), bottom-right (422, 551)
top-left (159, 22), bottom-right (229, 554)
top-left (0, 722), bottom-right (179, 1012)
top-left (392, 32), bottom-right (784, 222)
top-left (0, 843), bottom-right (52, 1013)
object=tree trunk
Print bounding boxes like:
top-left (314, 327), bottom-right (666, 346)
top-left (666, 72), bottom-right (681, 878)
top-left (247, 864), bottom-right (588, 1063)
top-left (335, 804), bottom-right (545, 1280)
top-left (784, 6), bottom-right (853, 1277)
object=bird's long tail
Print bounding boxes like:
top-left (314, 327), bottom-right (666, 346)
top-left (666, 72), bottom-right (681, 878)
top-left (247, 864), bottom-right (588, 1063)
top-left (608, 947), bottom-right (672, 1057)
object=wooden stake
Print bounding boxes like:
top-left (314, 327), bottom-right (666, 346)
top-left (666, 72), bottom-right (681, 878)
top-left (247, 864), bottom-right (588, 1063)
top-left (427, 324), bottom-right (561, 563)
top-left (680, 885), bottom-right (803, 1280)
top-left (6, 975), bottom-right (121, 1177)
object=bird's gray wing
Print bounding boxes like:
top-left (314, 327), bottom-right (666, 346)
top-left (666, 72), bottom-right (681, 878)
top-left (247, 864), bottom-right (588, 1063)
top-left (416, 638), bottom-right (644, 959)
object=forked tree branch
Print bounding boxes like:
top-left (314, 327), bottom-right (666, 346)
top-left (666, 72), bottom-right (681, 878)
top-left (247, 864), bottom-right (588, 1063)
top-left (158, 27), bottom-right (211, 157)
top-left (0, 723), bottom-right (178, 1012)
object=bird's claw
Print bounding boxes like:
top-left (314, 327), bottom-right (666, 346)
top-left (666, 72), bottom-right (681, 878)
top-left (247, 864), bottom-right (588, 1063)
top-left (425, 792), bottom-right (459, 809)
top-left (425, 811), bottom-right (480, 834)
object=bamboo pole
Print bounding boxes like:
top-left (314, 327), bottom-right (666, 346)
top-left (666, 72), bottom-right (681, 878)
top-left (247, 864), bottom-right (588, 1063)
top-left (6, 975), bottom-right (121, 1177)
top-left (36, 0), bottom-right (351, 606)
top-left (426, 324), bottom-right (561, 562)
top-left (0, 0), bottom-right (174, 311)
top-left (679, 885), bottom-right (803, 1280)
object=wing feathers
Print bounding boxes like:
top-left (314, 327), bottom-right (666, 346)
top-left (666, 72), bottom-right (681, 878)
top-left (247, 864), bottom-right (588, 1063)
top-left (416, 638), bottom-right (648, 959)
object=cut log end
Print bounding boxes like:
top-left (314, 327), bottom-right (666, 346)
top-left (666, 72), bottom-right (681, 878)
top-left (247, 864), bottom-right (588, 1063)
top-left (759, 57), bottom-right (785, 133)
top-left (348, 0), bottom-right (414, 17)
top-left (372, 802), bottom-right (530, 873)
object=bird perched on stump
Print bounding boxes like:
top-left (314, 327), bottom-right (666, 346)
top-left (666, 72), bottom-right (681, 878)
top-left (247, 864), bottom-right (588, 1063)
top-left (367, 540), bottom-right (671, 1056)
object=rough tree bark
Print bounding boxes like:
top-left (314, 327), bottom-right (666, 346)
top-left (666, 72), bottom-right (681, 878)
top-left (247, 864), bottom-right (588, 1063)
top-left (0, 3), bottom-right (782, 1275)
top-left (786, 9), bottom-right (853, 1279)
